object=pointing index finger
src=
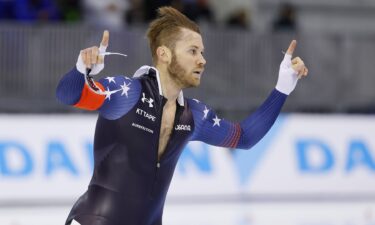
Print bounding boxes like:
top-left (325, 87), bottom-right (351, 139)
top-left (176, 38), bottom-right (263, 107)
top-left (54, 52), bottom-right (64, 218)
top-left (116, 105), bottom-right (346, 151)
top-left (100, 30), bottom-right (109, 47)
top-left (286, 40), bottom-right (297, 56)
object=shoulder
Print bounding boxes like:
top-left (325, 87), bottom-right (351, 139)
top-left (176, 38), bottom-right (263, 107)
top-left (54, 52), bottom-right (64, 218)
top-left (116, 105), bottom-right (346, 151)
top-left (99, 75), bottom-right (140, 89)
top-left (187, 98), bottom-right (204, 111)
top-left (186, 98), bottom-right (213, 121)
top-left (98, 75), bottom-right (143, 119)
top-left (97, 75), bottom-right (143, 97)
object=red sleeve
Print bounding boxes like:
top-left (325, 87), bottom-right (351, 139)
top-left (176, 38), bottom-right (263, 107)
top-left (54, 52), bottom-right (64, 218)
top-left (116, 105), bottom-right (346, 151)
top-left (74, 82), bottom-right (106, 110)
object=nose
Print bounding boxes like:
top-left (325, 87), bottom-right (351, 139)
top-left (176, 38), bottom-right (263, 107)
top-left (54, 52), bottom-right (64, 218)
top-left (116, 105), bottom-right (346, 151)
top-left (198, 54), bottom-right (206, 66)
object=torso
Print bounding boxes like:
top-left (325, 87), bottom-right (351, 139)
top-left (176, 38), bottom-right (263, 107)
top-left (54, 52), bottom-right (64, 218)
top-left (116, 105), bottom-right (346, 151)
top-left (158, 100), bottom-right (176, 160)
top-left (68, 70), bottom-right (197, 225)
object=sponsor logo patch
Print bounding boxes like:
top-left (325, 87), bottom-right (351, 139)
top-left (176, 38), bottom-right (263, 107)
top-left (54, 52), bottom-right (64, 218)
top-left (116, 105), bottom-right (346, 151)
top-left (132, 123), bottom-right (154, 134)
top-left (141, 92), bottom-right (154, 108)
top-left (175, 124), bottom-right (191, 131)
top-left (136, 108), bottom-right (156, 122)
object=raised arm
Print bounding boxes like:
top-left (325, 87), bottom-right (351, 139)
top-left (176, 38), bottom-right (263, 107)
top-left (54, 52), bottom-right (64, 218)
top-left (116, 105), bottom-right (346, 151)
top-left (56, 30), bottom-right (109, 110)
top-left (189, 40), bottom-right (308, 149)
top-left (56, 30), bottom-right (141, 120)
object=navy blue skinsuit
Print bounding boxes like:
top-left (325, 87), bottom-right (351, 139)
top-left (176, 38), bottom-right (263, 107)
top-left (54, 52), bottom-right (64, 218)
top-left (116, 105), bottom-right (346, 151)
top-left (56, 65), bottom-right (287, 225)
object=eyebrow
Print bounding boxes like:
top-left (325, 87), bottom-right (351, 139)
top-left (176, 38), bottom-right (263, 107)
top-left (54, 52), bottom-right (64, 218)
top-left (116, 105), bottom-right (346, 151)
top-left (190, 45), bottom-right (205, 52)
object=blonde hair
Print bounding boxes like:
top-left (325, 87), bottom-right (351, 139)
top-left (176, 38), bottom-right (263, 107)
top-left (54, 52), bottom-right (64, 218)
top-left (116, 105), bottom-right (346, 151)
top-left (146, 7), bottom-right (200, 63)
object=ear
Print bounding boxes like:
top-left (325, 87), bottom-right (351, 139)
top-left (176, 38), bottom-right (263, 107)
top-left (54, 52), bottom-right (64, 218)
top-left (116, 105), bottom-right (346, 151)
top-left (156, 46), bottom-right (172, 64)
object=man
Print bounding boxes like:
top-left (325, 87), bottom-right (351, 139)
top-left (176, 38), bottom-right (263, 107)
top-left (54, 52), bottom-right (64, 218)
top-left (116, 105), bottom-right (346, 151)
top-left (56, 6), bottom-right (308, 225)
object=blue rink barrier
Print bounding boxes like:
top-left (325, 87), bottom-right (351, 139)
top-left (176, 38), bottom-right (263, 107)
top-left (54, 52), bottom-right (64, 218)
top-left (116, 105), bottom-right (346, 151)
top-left (0, 114), bottom-right (375, 203)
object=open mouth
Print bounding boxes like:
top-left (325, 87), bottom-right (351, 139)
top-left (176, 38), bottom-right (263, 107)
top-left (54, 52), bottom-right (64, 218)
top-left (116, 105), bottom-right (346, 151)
top-left (193, 70), bottom-right (203, 76)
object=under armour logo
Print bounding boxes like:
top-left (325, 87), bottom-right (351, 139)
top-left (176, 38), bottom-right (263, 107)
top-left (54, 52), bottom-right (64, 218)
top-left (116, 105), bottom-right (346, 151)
top-left (141, 92), bottom-right (154, 108)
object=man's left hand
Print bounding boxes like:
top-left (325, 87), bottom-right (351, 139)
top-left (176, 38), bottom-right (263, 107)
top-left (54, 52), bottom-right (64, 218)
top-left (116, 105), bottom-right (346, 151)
top-left (276, 40), bottom-right (309, 95)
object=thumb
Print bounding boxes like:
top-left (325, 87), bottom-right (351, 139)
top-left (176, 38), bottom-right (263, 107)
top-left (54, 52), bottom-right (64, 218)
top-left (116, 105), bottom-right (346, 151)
top-left (99, 30), bottom-right (109, 52)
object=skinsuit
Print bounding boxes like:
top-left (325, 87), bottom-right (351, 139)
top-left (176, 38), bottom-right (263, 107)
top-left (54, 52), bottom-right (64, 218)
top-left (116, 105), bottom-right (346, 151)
top-left (56, 64), bottom-right (288, 225)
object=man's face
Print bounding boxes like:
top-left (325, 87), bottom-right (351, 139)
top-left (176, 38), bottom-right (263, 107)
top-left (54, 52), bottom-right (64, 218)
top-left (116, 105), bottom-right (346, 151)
top-left (167, 28), bottom-right (206, 88)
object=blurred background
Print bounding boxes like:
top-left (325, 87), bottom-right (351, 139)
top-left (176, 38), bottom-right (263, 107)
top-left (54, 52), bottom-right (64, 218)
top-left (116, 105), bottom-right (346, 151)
top-left (0, 0), bottom-right (375, 224)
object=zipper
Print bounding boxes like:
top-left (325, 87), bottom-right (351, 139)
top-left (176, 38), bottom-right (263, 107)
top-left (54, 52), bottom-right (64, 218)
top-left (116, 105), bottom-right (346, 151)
top-left (150, 97), bottom-right (183, 199)
top-left (159, 105), bottom-right (182, 161)
top-left (150, 96), bottom-right (166, 199)
top-left (155, 96), bottom-right (166, 162)
top-left (150, 162), bottom-right (161, 199)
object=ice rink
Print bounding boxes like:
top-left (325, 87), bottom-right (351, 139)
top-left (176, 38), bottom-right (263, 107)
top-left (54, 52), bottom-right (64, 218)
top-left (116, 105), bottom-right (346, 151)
top-left (1, 2), bottom-right (375, 225)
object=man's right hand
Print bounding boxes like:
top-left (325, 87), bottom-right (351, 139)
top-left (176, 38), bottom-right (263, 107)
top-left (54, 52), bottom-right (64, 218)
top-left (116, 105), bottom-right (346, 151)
top-left (76, 30), bottom-right (109, 75)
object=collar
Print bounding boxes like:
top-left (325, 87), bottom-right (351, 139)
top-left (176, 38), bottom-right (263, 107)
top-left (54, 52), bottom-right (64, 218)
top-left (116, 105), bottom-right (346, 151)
top-left (133, 65), bottom-right (185, 106)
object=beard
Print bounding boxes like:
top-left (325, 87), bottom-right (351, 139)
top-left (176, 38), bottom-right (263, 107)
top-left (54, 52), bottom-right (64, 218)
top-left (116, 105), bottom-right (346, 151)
top-left (167, 53), bottom-right (200, 88)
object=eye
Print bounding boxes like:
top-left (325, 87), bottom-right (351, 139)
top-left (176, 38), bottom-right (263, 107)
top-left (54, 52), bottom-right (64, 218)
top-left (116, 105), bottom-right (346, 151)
top-left (189, 49), bottom-right (197, 55)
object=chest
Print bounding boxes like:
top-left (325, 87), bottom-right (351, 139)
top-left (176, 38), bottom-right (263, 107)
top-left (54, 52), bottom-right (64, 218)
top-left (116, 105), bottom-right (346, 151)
top-left (158, 103), bottom-right (176, 158)
top-left (160, 104), bottom-right (176, 131)
top-left (105, 78), bottom-right (195, 163)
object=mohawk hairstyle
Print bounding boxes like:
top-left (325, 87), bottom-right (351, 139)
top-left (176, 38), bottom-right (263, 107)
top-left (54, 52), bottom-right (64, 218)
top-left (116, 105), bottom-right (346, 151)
top-left (146, 7), bottom-right (200, 64)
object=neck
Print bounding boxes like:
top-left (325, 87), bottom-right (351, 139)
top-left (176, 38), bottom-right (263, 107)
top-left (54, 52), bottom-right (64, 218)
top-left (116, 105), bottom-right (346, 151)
top-left (156, 65), bottom-right (181, 103)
